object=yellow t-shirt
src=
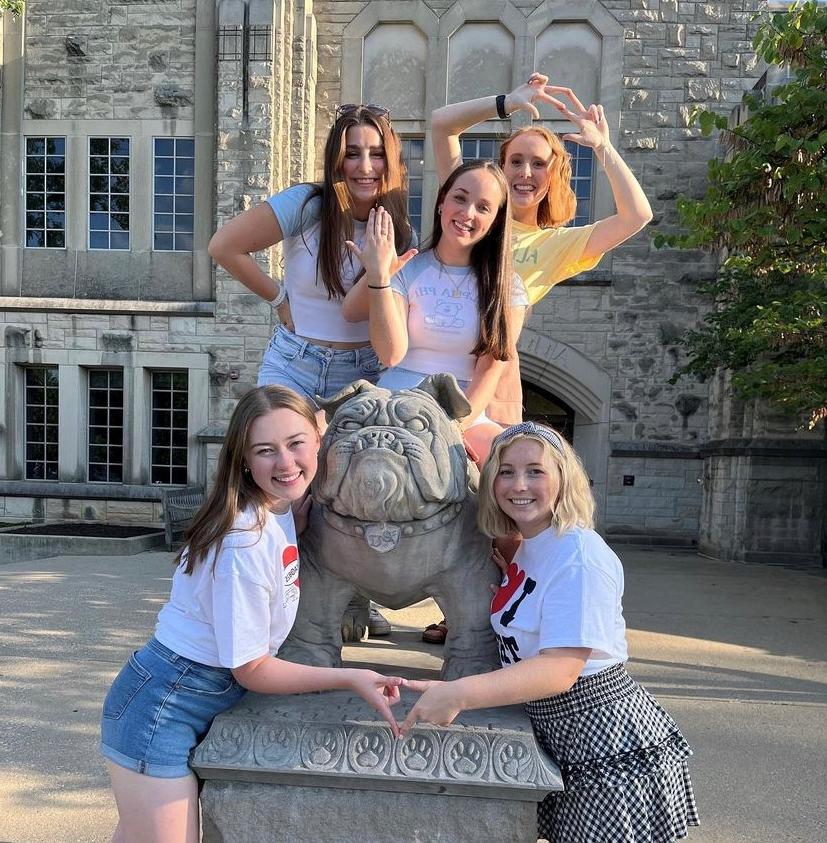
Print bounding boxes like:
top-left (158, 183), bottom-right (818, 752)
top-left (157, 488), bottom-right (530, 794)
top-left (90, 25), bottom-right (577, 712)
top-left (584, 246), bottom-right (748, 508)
top-left (512, 219), bottom-right (602, 306)
top-left (487, 221), bottom-right (603, 425)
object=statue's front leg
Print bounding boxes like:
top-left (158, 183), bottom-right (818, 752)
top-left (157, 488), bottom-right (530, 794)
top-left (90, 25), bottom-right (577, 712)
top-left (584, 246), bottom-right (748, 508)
top-left (431, 566), bottom-right (501, 681)
top-left (279, 553), bottom-right (356, 668)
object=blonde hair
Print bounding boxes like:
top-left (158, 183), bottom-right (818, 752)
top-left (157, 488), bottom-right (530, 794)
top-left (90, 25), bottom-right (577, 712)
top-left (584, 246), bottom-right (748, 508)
top-left (498, 126), bottom-right (577, 229)
top-left (477, 425), bottom-right (594, 538)
top-left (176, 385), bottom-right (319, 574)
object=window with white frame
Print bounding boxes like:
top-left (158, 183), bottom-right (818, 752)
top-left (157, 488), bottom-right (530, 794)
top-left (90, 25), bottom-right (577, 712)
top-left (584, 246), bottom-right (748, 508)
top-left (153, 138), bottom-right (195, 252)
top-left (89, 137), bottom-right (130, 250)
top-left (25, 367), bottom-right (59, 480)
top-left (400, 137), bottom-right (425, 241)
top-left (25, 137), bottom-right (66, 249)
top-left (88, 369), bottom-right (124, 483)
top-left (150, 371), bottom-right (189, 485)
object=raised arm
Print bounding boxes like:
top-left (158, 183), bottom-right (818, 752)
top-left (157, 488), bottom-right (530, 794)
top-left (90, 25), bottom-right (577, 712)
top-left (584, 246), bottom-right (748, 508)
top-left (342, 208), bottom-right (410, 367)
top-left (543, 84), bottom-right (653, 260)
top-left (431, 81), bottom-right (547, 185)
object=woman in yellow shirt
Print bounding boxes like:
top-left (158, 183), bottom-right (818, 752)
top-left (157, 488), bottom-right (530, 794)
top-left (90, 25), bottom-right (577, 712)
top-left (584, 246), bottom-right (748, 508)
top-left (431, 73), bottom-right (653, 424)
top-left (420, 76), bottom-right (653, 644)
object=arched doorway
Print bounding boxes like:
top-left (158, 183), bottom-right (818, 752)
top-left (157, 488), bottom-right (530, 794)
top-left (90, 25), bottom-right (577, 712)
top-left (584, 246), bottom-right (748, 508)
top-left (523, 382), bottom-right (575, 443)
top-left (516, 327), bottom-right (611, 525)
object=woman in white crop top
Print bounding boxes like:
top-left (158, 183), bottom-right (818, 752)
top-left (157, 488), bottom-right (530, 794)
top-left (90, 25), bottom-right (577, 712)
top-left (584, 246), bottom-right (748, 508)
top-left (208, 104), bottom-right (417, 426)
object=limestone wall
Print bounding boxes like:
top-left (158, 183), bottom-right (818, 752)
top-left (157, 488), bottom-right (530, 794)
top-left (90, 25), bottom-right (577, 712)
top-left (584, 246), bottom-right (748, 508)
top-left (0, 1), bottom-right (776, 545)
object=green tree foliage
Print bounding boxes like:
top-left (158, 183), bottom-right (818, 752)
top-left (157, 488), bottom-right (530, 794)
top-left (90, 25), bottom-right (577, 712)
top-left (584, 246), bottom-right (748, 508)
top-left (0, 1), bottom-right (24, 17)
top-left (655, 1), bottom-right (826, 428)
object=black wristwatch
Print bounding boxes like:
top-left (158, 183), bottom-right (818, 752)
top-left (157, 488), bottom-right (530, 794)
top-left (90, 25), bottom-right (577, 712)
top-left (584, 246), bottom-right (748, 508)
top-left (495, 94), bottom-right (509, 119)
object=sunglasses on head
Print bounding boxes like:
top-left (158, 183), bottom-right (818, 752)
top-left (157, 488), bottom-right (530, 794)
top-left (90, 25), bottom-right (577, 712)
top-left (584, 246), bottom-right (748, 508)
top-left (335, 103), bottom-right (391, 120)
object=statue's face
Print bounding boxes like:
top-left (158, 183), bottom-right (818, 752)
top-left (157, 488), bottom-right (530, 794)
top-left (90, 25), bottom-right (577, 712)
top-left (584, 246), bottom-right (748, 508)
top-left (314, 385), bottom-right (469, 523)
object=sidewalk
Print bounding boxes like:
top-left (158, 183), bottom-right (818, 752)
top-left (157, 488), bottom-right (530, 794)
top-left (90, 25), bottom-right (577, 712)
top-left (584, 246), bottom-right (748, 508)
top-left (0, 547), bottom-right (825, 842)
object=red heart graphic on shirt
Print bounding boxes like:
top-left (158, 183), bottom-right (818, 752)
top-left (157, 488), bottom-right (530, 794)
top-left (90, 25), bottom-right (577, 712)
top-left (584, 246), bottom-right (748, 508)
top-left (490, 563), bottom-right (525, 615)
top-left (282, 545), bottom-right (299, 588)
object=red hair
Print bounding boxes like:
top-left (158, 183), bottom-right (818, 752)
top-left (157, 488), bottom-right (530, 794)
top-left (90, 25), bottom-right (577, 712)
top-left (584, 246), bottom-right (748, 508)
top-left (498, 126), bottom-right (576, 229)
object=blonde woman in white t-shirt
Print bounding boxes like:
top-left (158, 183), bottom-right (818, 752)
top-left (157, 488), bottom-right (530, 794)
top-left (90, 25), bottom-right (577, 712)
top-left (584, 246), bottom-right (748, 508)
top-left (99, 385), bottom-right (403, 843)
top-left (402, 421), bottom-right (700, 843)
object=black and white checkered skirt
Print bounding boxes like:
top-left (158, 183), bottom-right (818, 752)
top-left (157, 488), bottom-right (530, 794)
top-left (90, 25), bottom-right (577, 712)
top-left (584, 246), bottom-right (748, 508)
top-left (526, 663), bottom-right (700, 842)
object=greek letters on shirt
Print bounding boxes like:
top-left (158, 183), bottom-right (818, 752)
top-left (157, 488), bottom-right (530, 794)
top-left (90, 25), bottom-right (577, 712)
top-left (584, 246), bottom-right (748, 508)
top-left (491, 561), bottom-right (536, 665)
top-left (282, 544), bottom-right (300, 608)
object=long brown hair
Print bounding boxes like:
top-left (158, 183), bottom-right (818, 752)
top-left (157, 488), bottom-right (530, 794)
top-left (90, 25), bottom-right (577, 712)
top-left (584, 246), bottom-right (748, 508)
top-left (498, 126), bottom-right (577, 229)
top-left (303, 106), bottom-right (411, 298)
top-left (175, 385), bottom-right (319, 574)
top-left (429, 161), bottom-right (514, 361)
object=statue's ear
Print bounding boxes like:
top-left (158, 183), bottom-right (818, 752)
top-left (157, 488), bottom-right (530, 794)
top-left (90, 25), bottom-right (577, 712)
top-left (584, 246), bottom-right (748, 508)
top-left (317, 379), bottom-right (376, 422)
top-left (414, 373), bottom-right (472, 421)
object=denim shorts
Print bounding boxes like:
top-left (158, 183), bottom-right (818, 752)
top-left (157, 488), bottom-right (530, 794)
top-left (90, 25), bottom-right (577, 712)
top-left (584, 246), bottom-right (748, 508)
top-left (100, 638), bottom-right (246, 778)
top-left (257, 325), bottom-right (383, 406)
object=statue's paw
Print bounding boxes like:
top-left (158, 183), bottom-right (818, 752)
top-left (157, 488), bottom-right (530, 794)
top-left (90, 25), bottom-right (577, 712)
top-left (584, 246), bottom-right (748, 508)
top-left (341, 607), bottom-right (369, 643)
top-left (308, 730), bottom-right (338, 766)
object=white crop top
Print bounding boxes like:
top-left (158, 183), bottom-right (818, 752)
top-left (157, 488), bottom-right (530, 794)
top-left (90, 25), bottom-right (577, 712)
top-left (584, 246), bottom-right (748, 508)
top-left (389, 250), bottom-right (528, 382)
top-left (267, 184), bottom-right (369, 343)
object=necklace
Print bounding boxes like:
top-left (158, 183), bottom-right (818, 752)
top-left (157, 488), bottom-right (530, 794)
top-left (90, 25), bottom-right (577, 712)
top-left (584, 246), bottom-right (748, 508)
top-left (434, 247), bottom-right (473, 298)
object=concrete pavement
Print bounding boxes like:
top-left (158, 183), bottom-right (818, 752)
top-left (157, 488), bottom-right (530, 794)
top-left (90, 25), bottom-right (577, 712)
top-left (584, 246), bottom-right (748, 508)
top-left (0, 547), bottom-right (825, 842)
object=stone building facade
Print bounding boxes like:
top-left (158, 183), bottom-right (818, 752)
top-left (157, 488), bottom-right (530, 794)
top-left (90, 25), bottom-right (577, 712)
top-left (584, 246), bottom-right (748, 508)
top-left (1, 1), bottom-right (821, 562)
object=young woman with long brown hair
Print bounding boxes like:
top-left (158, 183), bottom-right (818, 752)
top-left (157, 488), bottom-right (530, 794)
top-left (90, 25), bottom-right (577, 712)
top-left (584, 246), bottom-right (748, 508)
top-left (100, 386), bottom-right (403, 843)
top-left (208, 105), bottom-right (417, 426)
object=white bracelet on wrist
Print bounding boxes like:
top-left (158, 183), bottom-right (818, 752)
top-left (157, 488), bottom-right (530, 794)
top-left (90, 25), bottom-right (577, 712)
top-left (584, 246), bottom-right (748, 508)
top-left (271, 283), bottom-right (287, 307)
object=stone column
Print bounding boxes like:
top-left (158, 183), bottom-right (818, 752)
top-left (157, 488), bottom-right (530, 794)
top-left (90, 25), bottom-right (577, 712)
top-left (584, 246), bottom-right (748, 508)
top-left (700, 370), bottom-right (827, 566)
top-left (193, 0), bottom-right (217, 301)
top-left (0, 9), bottom-right (24, 296)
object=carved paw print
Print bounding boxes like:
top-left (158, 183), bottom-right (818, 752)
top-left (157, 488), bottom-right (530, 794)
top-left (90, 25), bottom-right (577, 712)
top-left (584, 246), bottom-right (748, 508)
top-left (500, 741), bottom-right (529, 778)
top-left (264, 727), bottom-right (292, 750)
top-left (354, 733), bottom-right (384, 768)
top-left (450, 739), bottom-right (483, 775)
top-left (206, 723), bottom-right (245, 761)
top-left (308, 730), bottom-right (338, 766)
top-left (401, 736), bottom-right (434, 771)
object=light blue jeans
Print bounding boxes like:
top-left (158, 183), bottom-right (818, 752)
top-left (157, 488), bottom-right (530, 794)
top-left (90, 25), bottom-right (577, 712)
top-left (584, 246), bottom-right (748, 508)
top-left (258, 326), bottom-right (383, 406)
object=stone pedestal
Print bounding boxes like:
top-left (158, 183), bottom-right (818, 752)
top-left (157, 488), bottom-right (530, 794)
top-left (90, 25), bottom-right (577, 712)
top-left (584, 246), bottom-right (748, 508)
top-left (193, 691), bottom-right (562, 843)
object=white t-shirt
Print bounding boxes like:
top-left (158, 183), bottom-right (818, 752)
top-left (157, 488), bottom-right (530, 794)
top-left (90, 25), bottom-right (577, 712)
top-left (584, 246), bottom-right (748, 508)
top-left (490, 526), bottom-right (628, 677)
top-left (383, 250), bottom-right (528, 383)
top-left (155, 507), bottom-right (300, 669)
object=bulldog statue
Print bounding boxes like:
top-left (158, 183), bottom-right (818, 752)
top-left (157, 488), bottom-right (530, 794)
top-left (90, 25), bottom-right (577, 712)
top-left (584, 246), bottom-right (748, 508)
top-left (279, 375), bottom-right (501, 680)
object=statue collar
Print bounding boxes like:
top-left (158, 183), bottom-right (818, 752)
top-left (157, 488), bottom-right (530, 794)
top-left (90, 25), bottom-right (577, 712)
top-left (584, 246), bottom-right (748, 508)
top-left (319, 502), bottom-right (463, 553)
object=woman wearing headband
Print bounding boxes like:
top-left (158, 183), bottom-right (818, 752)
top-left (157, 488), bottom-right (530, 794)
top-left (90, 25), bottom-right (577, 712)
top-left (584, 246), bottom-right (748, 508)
top-left (403, 421), bottom-right (699, 843)
top-left (208, 103), bottom-right (418, 427)
top-left (431, 74), bottom-right (652, 423)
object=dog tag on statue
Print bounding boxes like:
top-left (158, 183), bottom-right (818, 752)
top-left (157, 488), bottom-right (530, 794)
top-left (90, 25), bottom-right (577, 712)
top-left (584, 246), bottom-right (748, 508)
top-left (364, 522), bottom-right (401, 553)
